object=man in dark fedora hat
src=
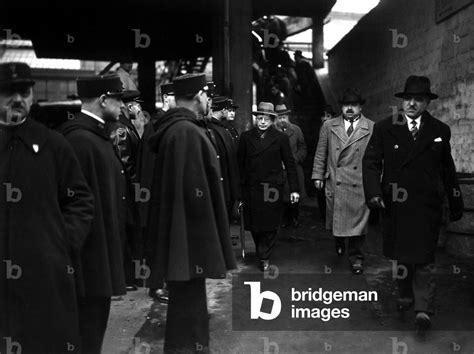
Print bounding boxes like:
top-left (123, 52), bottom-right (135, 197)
top-left (59, 73), bottom-right (128, 353)
top-left (145, 73), bottom-right (236, 353)
top-left (274, 104), bottom-right (307, 230)
top-left (0, 62), bottom-right (95, 353)
top-left (363, 75), bottom-right (464, 330)
top-left (238, 102), bottom-right (300, 271)
top-left (312, 88), bottom-right (374, 274)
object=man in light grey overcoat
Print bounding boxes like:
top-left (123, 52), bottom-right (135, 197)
top-left (312, 88), bottom-right (374, 274)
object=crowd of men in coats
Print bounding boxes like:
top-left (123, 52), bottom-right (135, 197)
top-left (0, 59), bottom-right (465, 354)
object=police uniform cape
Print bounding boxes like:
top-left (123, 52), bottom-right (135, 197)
top-left (59, 113), bottom-right (127, 297)
top-left (145, 107), bottom-right (237, 284)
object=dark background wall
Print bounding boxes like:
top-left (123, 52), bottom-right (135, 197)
top-left (325, 0), bottom-right (473, 173)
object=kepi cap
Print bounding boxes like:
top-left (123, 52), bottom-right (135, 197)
top-left (173, 73), bottom-right (209, 97)
top-left (0, 62), bottom-right (35, 87)
top-left (77, 74), bottom-right (124, 98)
top-left (160, 83), bottom-right (174, 96)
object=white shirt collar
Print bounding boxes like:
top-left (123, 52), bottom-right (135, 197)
top-left (81, 109), bottom-right (105, 124)
top-left (405, 114), bottom-right (421, 129)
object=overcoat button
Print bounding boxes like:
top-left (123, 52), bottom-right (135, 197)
top-left (394, 144), bottom-right (399, 149)
top-left (336, 181), bottom-right (341, 185)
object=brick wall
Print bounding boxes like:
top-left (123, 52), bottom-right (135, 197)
top-left (325, 0), bottom-right (474, 173)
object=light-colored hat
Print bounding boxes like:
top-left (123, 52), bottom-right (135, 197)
top-left (252, 102), bottom-right (278, 118)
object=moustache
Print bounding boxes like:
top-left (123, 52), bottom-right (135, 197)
top-left (346, 110), bottom-right (354, 114)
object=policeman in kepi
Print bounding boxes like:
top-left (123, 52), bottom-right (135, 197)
top-left (107, 90), bottom-right (142, 291)
top-left (0, 62), bottom-right (94, 353)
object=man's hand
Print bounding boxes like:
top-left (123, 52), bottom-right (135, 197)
top-left (367, 196), bottom-right (385, 210)
top-left (314, 180), bottom-right (324, 190)
top-left (290, 192), bottom-right (300, 204)
top-left (450, 211), bottom-right (463, 222)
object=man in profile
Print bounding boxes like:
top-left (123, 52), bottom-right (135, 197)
top-left (145, 73), bottom-right (236, 352)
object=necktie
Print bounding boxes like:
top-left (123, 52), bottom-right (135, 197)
top-left (410, 120), bottom-right (418, 140)
top-left (347, 120), bottom-right (354, 136)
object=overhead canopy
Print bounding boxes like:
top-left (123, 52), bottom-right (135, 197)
top-left (2, 0), bottom-right (335, 61)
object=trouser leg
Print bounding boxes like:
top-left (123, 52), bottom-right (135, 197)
top-left (165, 278), bottom-right (209, 353)
top-left (252, 231), bottom-right (277, 261)
top-left (78, 297), bottom-right (111, 354)
top-left (348, 235), bottom-right (365, 263)
top-left (396, 263), bottom-right (414, 300)
top-left (413, 263), bottom-right (436, 315)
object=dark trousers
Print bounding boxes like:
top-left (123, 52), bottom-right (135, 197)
top-left (251, 231), bottom-right (277, 261)
top-left (124, 223), bottom-right (141, 287)
top-left (397, 262), bottom-right (435, 314)
top-left (165, 278), bottom-right (209, 353)
top-left (282, 202), bottom-right (299, 225)
top-left (335, 235), bottom-right (365, 263)
top-left (78, 297), bottom-right (111, 354)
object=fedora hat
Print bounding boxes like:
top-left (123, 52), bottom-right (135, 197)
top-left (275, 104), bottom-right (291, 115)
top-left (252, 102), bottom-right (277, 118)
top-left (339, 88), bottom-right (366, 105)
top-left (394, 75), bottom-right (438, 99)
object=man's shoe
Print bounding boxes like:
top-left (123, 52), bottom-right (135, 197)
top-left (149, 288), bottom-right (169, 303)
top-left (351, 260), bottom-right (363, 274)
top-left (415, 312), bottom-right (431, 330)
top-left (396, 298), bottom-right (414, 312)
top-left (335, 242), bottom-right (345, 257)
top-left (126, 285), bottom-right (138, 291)
top-left (259, 260), bottom-right (270, 272)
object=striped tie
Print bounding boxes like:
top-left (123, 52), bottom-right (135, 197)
top-left (410, 120), bottom-right (418, 140)
top-left (346, 121), bottom-right (353, 136)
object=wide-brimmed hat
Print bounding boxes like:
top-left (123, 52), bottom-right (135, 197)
top-left (252, 102), bottom-right (278, 118)
top-left (0, 62), bottom-right (35, 87)
top-left (275, 104), bottom-right (291, 115)
top-left (394, 75), bottom-right (438, 99)
top-left (338, 88), bottom-right (366, 105)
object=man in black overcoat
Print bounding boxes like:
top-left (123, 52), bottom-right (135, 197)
top-left (208, 96), bottom-right (241, 218)
top-left (137, 83), bottom-right (176, 302)
top-left (145, 74), bottom-right (236, 353)
top-left (107, 90), bottom-right (142, 291)
top-left (362, 76), bottom-right (464, 330)
top-left (0, 62), bottom-right (94, 353)
top-left (237, 102), bottom-right (300, 271)
top-left (59, 74), bottom-right (127, 353)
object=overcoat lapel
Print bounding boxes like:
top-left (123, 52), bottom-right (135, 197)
top-left (388, 114), bottom-right (415, 153)
top-left (401, 112), bottom-right (439, 167)
top-left (248, 126), bottom-right (279, 157)
top-left (330, 116), bottom-right (347, 144)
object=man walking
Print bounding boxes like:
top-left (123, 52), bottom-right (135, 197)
top-left (363, 76), bottom-right (463, 330)
top-left (312, 88), bottom-right (374, 274)
top-left (274, 104), bottom-right (307, 230)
